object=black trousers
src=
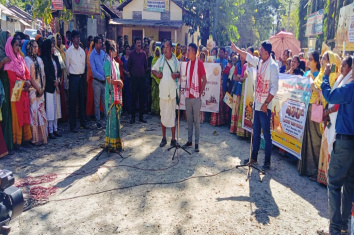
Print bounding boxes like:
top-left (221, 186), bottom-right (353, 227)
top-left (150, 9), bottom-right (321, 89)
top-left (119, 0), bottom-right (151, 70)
top-left (130, 76), bottom-right (146, 118)
top-left (69, 74), bottom-right (86, 129)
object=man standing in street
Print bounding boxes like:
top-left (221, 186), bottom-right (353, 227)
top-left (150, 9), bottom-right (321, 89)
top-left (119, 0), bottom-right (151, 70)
top-left (89, 36), bottom-right (106, 129)
top-left (231, 40), bottom-right (279, 171)
top-left (128, 36), bottom-right (147, 124)
top-left (319, 63), bottom-right (354, 235)
top-left (183, 43), bottom-right (207, 152)
top-left (152, 40), bottom-right (180, 148)
top-left (66, 30), bottom-right (89, 132)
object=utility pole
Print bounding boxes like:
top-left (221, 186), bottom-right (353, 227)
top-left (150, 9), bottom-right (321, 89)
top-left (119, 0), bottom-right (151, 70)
top-left (287, 0), bottom-right (292, 31)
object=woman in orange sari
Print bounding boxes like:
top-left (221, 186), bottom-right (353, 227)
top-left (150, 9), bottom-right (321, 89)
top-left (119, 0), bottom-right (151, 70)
top-left (86, 41), bottom-right (95, 117)
top-left (5, 36), bottom-right (32, 146)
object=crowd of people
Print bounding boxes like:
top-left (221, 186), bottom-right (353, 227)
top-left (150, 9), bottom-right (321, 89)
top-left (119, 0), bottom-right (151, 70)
top-left (0, 29), bottom-right (353, 235)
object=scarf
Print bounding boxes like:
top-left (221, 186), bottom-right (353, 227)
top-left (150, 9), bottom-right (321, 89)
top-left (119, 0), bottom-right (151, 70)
top-left (149, 40), bottom-right (155, 57)
top-left (0, 31), bottom-right (8, 62)
top-left (54, 33), bottom-right (66, 63)
top-left (255, 57), bottom-right (271, 103)
top-left (107, 55), bottom-right (122, 105)
top-left (311, 51), bottom-right (340, 107)
top-left (325, 70), bottom-right (353, 154)
top-left (174, 42), bottom-right (181, 60)
top-left (151, 47), bottom-right (161, 84)
top-left (21, 40), bottom-right (29, 57)
top-left (4, 37), bottom-right (26, 78)
top-left (185, 59), bottom-right (200, 98)
top-left (26, 40), bottom-right (43, 89)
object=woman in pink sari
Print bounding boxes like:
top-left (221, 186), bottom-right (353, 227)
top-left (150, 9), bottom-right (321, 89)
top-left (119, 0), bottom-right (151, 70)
top-left (4, 36), bottom-right (32, 146)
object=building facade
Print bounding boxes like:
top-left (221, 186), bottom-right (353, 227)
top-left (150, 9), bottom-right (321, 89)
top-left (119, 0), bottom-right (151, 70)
top-left (111, 0), bottom-right (199, 45)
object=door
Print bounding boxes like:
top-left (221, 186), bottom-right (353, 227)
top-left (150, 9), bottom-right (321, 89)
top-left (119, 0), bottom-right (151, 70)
top-left (159, 31), bottom-right (171, 42)
top-left (132, 30), bottom-right (143, 44)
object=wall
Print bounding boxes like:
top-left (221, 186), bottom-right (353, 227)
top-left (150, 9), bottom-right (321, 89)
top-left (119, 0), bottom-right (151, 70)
top-left (122, 0), bottom-right (182, 21)
top-left (170, 1), bottom-right (182, 21)
top-left (122, 24), bottom-right (200, 45)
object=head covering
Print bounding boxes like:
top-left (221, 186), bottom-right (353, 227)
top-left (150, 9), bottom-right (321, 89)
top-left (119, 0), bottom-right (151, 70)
top-left (21, 40), bottom-right (29, 57)
top-left (41, 39), bottom-right (53, 59)
top-left (149, 40), bottom-right (155, 57)
top-left (26, 40), bottom-right (43, 88)
top-left (174, 42), bottom-right (181, 59)
top-left (54, 33), bottom-right (66, 63)
top-left (254, 50), bottom-right (260, 57)
top-left (151, 47), bottom-right (161, 85)
top-left (4, 37), bottom-right (26, 78)
top-left (35, 34), bottom-right (42, 41)
top-left (0, 31), bottom-right (9, 62)
top-left (312, 50), bottom-right (340, 111)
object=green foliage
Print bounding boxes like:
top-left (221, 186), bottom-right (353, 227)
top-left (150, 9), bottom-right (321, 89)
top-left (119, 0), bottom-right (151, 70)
top-left (184, 0), bottom-right (244, 46)
top-left (184, 0), bottom-right (289, 47)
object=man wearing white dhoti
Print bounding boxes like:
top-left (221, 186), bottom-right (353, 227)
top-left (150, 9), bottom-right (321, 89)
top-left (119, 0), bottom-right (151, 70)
top-left (152, 40), bottom-right (180, 148)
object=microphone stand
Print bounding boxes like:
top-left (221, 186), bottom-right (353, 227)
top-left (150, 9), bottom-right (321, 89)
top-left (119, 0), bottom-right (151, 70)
top-left (168, 55), bottom-right (191, 160)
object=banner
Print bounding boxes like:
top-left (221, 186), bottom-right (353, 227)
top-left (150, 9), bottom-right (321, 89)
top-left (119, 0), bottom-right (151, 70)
top-left (178, 62), bottom-right (221, 112)
top-left (144, 0), bottom-right (169, 12)
top-left (336, 3), bottom-right (354, 51)
top-left (242, 73), bottom-right (312, 159)
top-left (52, 0), bottom-right (63, 10)
top-left (73, 0), bottom-right (100, 15)
top-left (305, 9), bottom-right (324, 37)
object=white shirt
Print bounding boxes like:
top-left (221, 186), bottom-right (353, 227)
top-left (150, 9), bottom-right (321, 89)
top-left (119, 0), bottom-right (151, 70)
top-left (152, 56), bottom-right (180, 100)
top-left (65, 45), bottom-right (85, 75)
top-left (246, 53), bottom-right (279, 111)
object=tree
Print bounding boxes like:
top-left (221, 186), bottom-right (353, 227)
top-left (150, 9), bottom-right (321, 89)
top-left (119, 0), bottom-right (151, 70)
top-left (184, 0), bottom-right (244, 46)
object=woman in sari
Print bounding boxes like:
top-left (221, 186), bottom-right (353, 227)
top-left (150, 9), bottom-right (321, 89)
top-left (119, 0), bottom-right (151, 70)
top-left (86, 41), bottom-right (95, 118)
top-left (54, 33), bottom-right (68, 122)
top-left (5, 36), bottom-right (32, 146)
top-left (229, 55), bottom-right (240, 133)
top-left (317, 55), bottom-right (349, 185)
top-left (236, 50), bottom-right (258, 138)
top-left (25, 40), bottom-right (47, 145)
top-left (151, 47), bottom-right (161, 115)
top-left (41, 39), bottom-right (62, 139)
top-left (121, 45), bottom-right (131, 114)
top-left (0, 31), bottom-right (13, 151)
top-left (175, 43), bottom-right (182, 60)
top-left (103, 40), bottom-right (124, 152)
top-left (298, 51), bottom-right (339, 179)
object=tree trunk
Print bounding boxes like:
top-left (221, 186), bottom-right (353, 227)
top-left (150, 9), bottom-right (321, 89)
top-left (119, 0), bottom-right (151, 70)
top-left (298, 0), bottom-right (308, 47)
top-left (200, 10), bottom-right (210, 46)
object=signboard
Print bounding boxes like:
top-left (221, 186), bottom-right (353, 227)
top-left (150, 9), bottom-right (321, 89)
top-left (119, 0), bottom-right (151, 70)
top-left (73, 0), bottom-right (100, 15)
top-left (178, 62), bottom-right (221, 113)
top-left (52, 0), bottom-right (63, 10)
top-left (144, 0), bottom-right (169, 12)
top-left (336, 3), bottom-right (354, 51)
top-left (242, 73), bottom-right (312, 159)
top-left (305, 9), bottom-right (324, 37)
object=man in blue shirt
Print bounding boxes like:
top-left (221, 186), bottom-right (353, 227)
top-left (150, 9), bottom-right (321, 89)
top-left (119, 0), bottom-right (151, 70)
top-left (321, 63), bottom-right (354, 235)
top-left (89, 36), bottom-right (106, 129)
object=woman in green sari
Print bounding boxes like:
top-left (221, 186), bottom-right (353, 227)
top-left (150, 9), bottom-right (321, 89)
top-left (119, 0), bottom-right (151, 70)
top-left (103, 40), bottom-right (124, 152)
top-left (0, 31), bottom-right (13, 151)
top-left (151, 47), bottom-right (161, 115)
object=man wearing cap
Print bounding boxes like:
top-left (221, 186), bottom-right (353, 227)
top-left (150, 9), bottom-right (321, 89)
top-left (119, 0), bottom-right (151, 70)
top-left (66, 30), bottom-right (89, 133)
top-left (231, 40), bottom-right (279, 171)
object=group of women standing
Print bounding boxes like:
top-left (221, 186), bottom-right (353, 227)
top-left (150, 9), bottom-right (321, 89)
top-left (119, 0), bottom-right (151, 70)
top-left (0, 31), bottom-right (66, 157)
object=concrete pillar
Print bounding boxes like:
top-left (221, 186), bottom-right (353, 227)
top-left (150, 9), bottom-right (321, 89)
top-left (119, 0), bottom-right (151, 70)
top-left (174, 29), bottom-right (177, 43)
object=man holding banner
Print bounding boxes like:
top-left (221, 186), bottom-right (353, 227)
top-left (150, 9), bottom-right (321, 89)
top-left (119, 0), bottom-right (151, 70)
top-left (151, 40), bottom-right (180, 148)
top-left (183, 43), bottom-right (207, 152)
top-left (231, 41), bottom-right (279, 171)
